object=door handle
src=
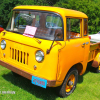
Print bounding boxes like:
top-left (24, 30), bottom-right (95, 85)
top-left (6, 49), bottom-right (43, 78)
top-left (82, 43), bottom-right (85, 47)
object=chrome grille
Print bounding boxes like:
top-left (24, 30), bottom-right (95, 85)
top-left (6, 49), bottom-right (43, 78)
top-left (10, 47), bottom-right (29, 65)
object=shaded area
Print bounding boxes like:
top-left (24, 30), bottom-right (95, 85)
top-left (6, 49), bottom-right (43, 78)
top-left (78, 62), bottom-right (98, 83)
top-left (2, 72), bottom-right (58, 100)
top-left (1, 62), bottom-right (99, 99)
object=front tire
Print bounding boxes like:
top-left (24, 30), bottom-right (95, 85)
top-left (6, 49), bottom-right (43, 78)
top-left (58, 68), bottom-right (78, 97)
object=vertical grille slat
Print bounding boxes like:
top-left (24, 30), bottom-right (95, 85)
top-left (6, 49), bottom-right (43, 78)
top-left (18, 50), bottom-right (19, 61)
top-left (25, 53), bottom-right (27, 65)
top-left (19, 51), bottom-right (21, 62)
top-left (22, 52), bottom-right (23, 63)
top-left (15, 49), bottom-right (16, 60)
top-left (10, 47), bottom-right (29, 65)
top-left (16, 50), bottom-right (18, 61)
top-left (12, 48), bottom-right (14, 59)
top-left (14, 49), bottom-right (15, 60)
top-left (21, 51), bottom-right (22, 63)
top-left (10, 47), bottom-right (11, 58)
top-left (23, 52), bottom-right (25, 64)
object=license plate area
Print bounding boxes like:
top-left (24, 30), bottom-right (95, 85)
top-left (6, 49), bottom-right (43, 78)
top-left (31, 76), bottom-right (47, 88)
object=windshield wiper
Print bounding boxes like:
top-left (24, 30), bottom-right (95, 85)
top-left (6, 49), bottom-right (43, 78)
top-left (46, 29), bottom-right (62, 54)
top-left (6, 30), bottom-right (23, 34)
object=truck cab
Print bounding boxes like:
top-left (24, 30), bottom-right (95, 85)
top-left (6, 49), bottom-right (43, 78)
top-left (0, 6), bottom-right (90, 97)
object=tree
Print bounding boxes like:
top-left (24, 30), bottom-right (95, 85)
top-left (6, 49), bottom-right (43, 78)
top-left (55, 0), bottom-right (100, 34)
top-left (0, 0), bottom-right (52, 28)
top-left (0, 0), bottom-right (100, 34)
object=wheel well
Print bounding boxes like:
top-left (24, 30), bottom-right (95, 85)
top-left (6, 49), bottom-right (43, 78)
top-left (58, 63), bottom-right (83, 87)
top-left (71, 63), bottom-right (83, 75)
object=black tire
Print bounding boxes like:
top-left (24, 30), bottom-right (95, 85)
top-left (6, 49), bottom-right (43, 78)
top-left (87, 62), bottom-right (100, 73)
top-left (12, 71), bottom-right (20, 77)
top-left (57, 68), bottom-right (78, 97)
top-left (95, 66), bottom-right (100, 73)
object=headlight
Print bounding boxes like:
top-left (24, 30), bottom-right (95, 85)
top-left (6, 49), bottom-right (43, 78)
top-left (35, 50), bottom-right (44, 62)
top-left (1, 40), bottom-right (6, 50)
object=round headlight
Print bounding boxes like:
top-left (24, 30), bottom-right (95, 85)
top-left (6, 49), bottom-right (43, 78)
top-left (35, 50), bottom-right (44, 62)
top-left (1, 40), bottom-right (6, 50)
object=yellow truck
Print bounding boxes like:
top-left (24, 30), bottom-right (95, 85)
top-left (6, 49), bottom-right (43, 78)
top-left (0, 5), bottom-right (100, 97)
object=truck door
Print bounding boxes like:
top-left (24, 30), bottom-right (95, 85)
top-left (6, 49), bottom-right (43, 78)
top-left (65, 18), bottom-right (85, 63)
top-left (65, 18), bottom-right (90, 74)
top-left (65, 18), bottom-right (90, 72)
top-left (57, 18), bottom-right (90, 81)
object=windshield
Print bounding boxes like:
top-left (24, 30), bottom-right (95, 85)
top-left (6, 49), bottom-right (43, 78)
top-left (6, 10), bottom-right (63, 40)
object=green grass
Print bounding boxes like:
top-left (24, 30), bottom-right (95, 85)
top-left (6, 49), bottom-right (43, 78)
top-left (0, 65), bottom-right (100, 100)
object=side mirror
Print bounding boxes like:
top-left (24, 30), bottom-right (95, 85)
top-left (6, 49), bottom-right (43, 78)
top-left (0, 26), bottom-right (4, 32)
top-left (55, 29), bottom-right (63, 39)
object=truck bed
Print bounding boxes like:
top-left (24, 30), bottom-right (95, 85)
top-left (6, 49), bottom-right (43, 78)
top-left (88, 42), bottom-right (100, 62)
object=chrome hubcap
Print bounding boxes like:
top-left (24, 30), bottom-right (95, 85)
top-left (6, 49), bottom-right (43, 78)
top-left (68, 80), bottom-right (73, 86)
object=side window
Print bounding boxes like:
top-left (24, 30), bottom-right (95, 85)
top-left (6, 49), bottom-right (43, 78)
top-left (67, 18), bottom-right (81, 39)
top-left (84, 19), bottom-right (88, 36)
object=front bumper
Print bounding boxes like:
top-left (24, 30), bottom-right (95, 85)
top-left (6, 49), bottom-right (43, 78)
top-left (0, 60), bottom-right (56, 87)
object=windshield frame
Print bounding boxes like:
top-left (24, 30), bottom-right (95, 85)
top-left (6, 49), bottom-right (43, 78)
top-left (6, 9), bottom-right (64, 41)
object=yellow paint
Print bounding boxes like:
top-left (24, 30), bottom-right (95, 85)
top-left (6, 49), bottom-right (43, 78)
top-left (88, 44), bottom-right (100, 63)
top-left (13, 6), bottom-right (88, 19)
top-left (0, 6), bottom-right (96, 87)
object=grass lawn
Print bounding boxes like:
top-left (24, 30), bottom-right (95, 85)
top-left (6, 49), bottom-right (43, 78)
top-left (0, 64), bottom-right (100, 100)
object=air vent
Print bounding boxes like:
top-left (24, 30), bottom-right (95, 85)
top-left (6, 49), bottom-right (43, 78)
top-left (10, 47), bottom-right (29, 65)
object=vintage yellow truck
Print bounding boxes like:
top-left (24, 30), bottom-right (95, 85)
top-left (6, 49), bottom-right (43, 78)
top-left (0, 5), bottom-right (100, 97)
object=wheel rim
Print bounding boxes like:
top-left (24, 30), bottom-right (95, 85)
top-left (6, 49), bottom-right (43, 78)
top-left (65, 74), bottom-right (75, 92)
top-left (99, 66), bottom-right (100, 71)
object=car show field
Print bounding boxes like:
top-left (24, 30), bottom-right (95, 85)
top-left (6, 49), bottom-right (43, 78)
top-left (0, 65), bottom-right (100, 100)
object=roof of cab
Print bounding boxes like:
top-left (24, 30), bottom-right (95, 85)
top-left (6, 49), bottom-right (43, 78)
top-left (13, 5), bottom-right (88, 18)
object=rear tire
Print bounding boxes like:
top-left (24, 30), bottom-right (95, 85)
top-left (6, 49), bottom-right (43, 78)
top-left (57, 68), bottom-right (78, 97)
top-left (95, 66), bottom-right (100, 73)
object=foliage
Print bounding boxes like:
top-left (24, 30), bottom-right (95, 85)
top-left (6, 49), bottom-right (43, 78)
top-left (0, 0), bottom-right (19, 28)
top-left (0, 0), bottom-right (100, 34)
top-left (55, 0), bottom-right (100, 34)
top-left (0, 0), bottom-right (51, 28)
